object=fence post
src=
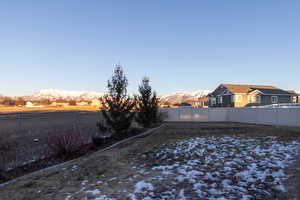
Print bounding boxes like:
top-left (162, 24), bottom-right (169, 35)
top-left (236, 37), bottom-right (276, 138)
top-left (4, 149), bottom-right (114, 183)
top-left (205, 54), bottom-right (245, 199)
top-left (73, 112), bottom-right (78, 132)
top-left (225, 108), bottom-right (229, 122)
top-left (276, 108), bottom-right (280, 126)
top-left (17, 113), bottom-right (22, 132)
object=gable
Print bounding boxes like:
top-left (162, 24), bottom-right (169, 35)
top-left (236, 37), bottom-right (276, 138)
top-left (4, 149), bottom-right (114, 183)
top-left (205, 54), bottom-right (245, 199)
top-left (210, 84), bottom-right (232, 96)
top-left (248, 89), bottom-right (263, 95)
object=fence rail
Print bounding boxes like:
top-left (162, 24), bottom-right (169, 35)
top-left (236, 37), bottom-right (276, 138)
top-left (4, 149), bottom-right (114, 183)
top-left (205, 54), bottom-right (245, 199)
top-left (161, 107), bottom-right (300, 127)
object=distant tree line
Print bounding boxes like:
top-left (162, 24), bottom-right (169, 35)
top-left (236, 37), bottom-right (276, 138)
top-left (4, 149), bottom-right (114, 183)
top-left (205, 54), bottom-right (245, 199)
top-left (0, 97), bottom-right (95, 107)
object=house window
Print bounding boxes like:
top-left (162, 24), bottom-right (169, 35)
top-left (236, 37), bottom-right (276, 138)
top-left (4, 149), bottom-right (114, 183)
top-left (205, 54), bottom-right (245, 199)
top-left (256, 95), bottom-right (261, 104)
top-left (271, 96), bottom-right (278, 104)
top-left (232, 95), bottom-right (242, 103)
top-left (218, 96), bottom-right (223, 104)
top-left (211, 98), bottom-right (216, 105)
top-left (248, 95), bottom-right (256, 103)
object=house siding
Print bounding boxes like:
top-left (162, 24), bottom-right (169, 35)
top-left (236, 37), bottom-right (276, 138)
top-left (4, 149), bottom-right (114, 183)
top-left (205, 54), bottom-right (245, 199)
top-left (260, 95), bottom-right (292, 105)
top-left (278, 95), bottom-right (292, 104)
top-left (233, 94), bottom-right (248, 107)
top-left (222, 95), bottom-right (232, 107)
top-left (260, 96), bottom-right (270, 105)
top-left (209, 95), bottom-right (233, 107)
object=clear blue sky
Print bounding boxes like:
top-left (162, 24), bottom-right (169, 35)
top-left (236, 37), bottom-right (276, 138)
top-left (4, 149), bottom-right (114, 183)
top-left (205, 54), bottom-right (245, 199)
top-left (1, 0), bottom-right (300, 96)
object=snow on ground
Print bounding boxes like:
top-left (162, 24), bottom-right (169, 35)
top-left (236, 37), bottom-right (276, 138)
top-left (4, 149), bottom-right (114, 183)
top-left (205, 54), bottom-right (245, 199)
top-left (252, 103), bottom-right (300, 108)
top-left (65, 136), bottom-right (300, 200)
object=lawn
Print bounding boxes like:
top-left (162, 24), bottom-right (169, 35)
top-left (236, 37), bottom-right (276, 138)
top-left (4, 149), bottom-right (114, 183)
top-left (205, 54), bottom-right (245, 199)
top-left (0, 122), bottom-right (300, 200)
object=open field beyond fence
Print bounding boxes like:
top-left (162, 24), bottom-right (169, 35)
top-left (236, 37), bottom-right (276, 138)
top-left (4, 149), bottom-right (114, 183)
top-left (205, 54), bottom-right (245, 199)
top-left (0, 106), bottom-right (99, 114)
top-left (0, 111), bottom-right (102, 171)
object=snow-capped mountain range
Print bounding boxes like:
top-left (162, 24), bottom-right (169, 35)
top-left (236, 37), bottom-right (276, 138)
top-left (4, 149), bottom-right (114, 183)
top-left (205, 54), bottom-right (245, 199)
top-left (29, 89), bottom-right (104, 101)
top-left (24, 89), bottom-right (211, 104)
top-left (159, 90), bottom-right (211, 104)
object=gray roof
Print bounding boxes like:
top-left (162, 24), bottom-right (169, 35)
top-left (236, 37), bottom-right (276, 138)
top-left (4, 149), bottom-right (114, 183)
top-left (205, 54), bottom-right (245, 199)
top-left (251, 88), bottom-right (293, 95)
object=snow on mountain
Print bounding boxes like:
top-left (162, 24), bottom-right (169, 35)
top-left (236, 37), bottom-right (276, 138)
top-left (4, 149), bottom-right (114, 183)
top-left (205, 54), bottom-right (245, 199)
top-left (30, 89), bottom-right (104, 101)
top-left (159, 90), bottom-right (211, 104)
top-left (27, 89), bottom-right (211, 104)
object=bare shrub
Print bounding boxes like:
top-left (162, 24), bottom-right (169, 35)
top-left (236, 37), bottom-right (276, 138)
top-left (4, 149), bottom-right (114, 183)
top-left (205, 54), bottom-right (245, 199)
top-left (0, 142), bottom-right (10, 170)
top-left (0, 140), bottom-right (20, 181)
top-left (39, 98), bottom-right (51, 106)
top-left (46, 129), bottom-right (90, 159)
top-left (15, 98), bottom-right (26, 106)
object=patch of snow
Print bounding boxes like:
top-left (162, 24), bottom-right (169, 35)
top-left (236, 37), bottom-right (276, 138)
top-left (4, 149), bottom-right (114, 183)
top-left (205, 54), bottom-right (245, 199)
top-left (134, 181), bottom-right (155, 194)
top-left (86, 189), bottom-right (101, 195)
top-left (252, 103), bottom-right (300, 108)
top-left (65, 136), bottom-right (300, 200)
top-left (178, 189), bottom-right (186, 200)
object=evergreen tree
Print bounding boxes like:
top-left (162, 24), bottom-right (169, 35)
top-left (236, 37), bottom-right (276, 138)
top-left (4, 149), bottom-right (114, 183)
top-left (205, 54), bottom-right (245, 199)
top-left (135, 77), bottom-right (160, 128)
top-left (101, 65), bottom-right (135, 138)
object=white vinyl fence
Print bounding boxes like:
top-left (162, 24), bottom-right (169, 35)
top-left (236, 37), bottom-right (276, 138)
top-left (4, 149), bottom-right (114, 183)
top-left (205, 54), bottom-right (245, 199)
top-left (161, 107), bottom-right (300, 127)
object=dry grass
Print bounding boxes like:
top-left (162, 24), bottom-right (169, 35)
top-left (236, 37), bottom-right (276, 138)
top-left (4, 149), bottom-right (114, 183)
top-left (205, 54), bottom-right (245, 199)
top-left (0, 106), bottom-right (99, 114)
top-left (0, 122), bottom-right (299, 200)
top-left (0, 111), bottom-right (102, 171)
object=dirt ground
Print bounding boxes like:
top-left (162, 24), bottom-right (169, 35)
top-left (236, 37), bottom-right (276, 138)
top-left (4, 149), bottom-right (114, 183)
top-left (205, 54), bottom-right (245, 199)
top-left (0, 111), bottom-right (102, 170)
top-left (0, 122), bottom-right (300, 200)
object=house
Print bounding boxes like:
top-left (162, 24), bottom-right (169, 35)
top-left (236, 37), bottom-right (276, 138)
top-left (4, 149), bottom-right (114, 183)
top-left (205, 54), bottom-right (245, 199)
top-left (50, 102), bottom-right (57, 107)
top-left (176, 102), bottom-right (192, 107)
top-left (25, 101), bottom-right (34, 107)
top-left (77, 101), bottom-right (89, 106)
top-left (208, 84), bottom-right (296, 107)
top-left (296, 92), bottom-right (300, 103)
top-left (288, 90), bottom-right (300, 103)
top-left (91, 99), bottom-right (101, 107)
top-left (195, 97), bottom-right (209, 108)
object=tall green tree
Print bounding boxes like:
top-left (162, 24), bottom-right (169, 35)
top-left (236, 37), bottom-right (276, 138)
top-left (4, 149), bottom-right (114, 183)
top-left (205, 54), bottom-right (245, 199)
top-left (101, 65), bottom-right (135, 138)
top-left (135, 77), bottom-right (160, 128)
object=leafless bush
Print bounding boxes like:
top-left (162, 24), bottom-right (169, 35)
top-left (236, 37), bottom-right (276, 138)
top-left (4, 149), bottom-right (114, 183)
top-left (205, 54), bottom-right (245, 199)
top-left (46, 129), bottom-right (90, 159)
top-left (0, 140), bottom-right (20, 172)
top-left (0, 143), bottom-right (9, 171)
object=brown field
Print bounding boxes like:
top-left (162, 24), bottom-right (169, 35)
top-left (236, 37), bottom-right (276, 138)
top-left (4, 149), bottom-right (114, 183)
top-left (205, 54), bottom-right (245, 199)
top-left (0, 106), bottom-right (100, 114)
top-left (0, 122), bottom-right (300, 200)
